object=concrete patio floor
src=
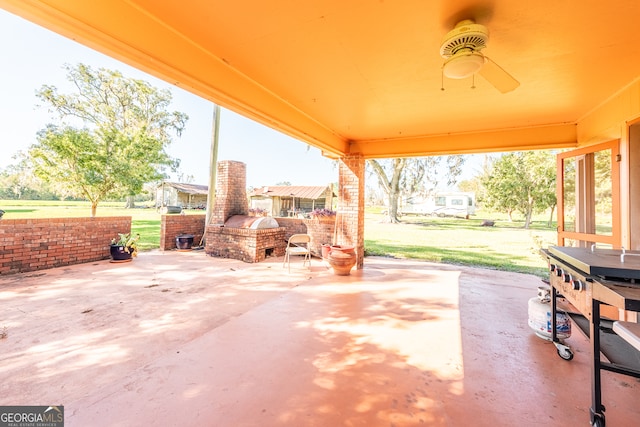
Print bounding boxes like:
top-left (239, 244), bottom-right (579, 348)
top-left (1, 251), bottom-right (638, 426)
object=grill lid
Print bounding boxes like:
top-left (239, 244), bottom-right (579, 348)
top-left (224, 215), bottom-right (279, 229)
top-left (548, 246), bottom-right (640, 281)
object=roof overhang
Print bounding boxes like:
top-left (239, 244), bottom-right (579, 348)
top-left (2, 1), bottom-right (640, 157)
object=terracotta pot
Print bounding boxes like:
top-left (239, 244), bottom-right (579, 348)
top-left (330, 245), bottom-right (355, 255)
top-left (321, 243), bottom-right (332, 259)
top-left (327, 250), bottom-right (356, 276)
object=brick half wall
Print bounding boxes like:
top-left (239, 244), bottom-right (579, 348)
top-left (160, 214), bottom-right (206, 250)
top-left (0, 217), bottom-right (131, 275)
top-left (277, 217), bottom-right (336, 257)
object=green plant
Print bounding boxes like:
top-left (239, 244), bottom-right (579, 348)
top-left (248, 207), bottom-right (268, 216)
top-left (111, 232), bottom-right (140, 257)
top-left (309, 208), bottom-right (336, 218)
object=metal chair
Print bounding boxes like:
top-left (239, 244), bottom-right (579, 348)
top-left (283, 234), bottom-right (311, 273)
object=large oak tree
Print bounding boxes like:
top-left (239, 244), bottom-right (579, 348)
top-left (368, 156), bottom-right (465, 223)
top-left (30, 63), bottom-right (188, 216)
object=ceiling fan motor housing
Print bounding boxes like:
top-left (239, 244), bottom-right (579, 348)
top-left (439, 20), bottom-right (489, 58)
top-left (440, 20), bottom-right (490, 79)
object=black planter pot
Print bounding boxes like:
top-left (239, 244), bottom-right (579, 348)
top-left (176, 234), bottom-right (195, 250)
top-left (110, 244), bottom-right (132, 262)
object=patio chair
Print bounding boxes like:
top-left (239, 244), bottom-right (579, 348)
top-left (283, 234), bottom-right (311, 273)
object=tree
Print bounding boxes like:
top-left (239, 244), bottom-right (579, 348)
top-left (176, 172), bottom-right (195, 184)
top-left (481, 151), bottom-right (556, 229)
top-left (0, 152), bottom-right (57, 200)
top-left (0, 152), bottom-right (32, 199)
top-left (367, 156), bottom-right (465, 223)
top-left (30, 63), bottom-right (188, 216)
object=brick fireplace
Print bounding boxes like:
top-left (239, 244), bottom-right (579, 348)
top-left (205, 161), bottom-right (286, 262)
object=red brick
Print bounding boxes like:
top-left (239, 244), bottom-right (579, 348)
top-left (0, 216), bottom-right (131, 275)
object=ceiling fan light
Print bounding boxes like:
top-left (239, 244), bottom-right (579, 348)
top-left (442, 52), bottom-right (485, 79)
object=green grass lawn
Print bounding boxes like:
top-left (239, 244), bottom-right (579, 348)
top-left (0, 200), bottom-right (556, 276)
top-left (364, 211), bottom-right (556, 277)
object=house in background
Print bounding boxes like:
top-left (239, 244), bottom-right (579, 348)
top-left (249, 185), bottom-right (334, 217)
top-left (156, 181), bottom-right (208, 209)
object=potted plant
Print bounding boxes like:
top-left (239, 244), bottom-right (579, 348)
top-left (110, 232), bottom-right (140, 262)
top-left (248, 207), bottom-right (269, 217)
top-left (308, 208), bottom-right (336, 219)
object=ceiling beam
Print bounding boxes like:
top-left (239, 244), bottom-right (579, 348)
top-left (349, 123), bottom-right (578, 158)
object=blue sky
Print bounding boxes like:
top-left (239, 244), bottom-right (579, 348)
top-left (0, 9), bottom-right (483, 190)
top-left (0, 9), bottom-right (339, 188)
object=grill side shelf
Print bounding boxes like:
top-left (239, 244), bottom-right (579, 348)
top-left (568, 313), bottom-right (640, 370)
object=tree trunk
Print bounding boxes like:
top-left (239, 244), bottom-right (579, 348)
top-left (524, 207), bottom-right (533, 229)
top-left (524, 194), bottom-right (534, 229)
top-left (125, 195), bottom-right (136, 209)
top-left (91, 201), bottom-right (98, 217)
top-left (368, 158), bottom-right (404, 224)
top-left (387, 191), bottom-right (401, 223)
top-left (548, 204), bottom-right (556, 227)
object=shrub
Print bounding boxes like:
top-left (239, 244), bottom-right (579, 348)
top-left (309, 208), bottom-right (336, 218)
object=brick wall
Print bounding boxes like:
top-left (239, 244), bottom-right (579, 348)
top-left (276, 217), bottom-right (336, 257)
top-left (305, 218), bottom-right (336, 257)
top-left (0, 217), bottom-right (131, 275)
top-left (160, 214), bottom-right (206, 250)
top-left (275, 217), bottom-right (308, 240)
top-left (338, 154), bottom-right (365, 269)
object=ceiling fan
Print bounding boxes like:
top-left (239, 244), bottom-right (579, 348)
top-left (439, 19), bottom-right (519, 93)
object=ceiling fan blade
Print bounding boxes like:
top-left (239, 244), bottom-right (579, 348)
top-left (478, 56), bottom-right (520, 93)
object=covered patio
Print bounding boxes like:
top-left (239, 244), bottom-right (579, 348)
top-left (1, 252), bottom-right (638, 426)
top-left (1, 2), bottom-right (640, 425)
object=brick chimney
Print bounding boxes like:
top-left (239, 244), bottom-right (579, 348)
top-left (211, 160), bottom-right (248, 224)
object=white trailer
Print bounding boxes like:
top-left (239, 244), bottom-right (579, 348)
top-left (401, 192), bottom-right (475, 218)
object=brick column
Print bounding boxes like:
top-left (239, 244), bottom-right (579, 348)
top-left (337, 154), bottom-right (365, 269)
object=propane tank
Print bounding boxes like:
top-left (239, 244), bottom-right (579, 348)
top-left (528, 285), bottom-right (571, 341)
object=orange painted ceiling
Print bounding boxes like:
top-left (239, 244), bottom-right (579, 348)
top-left (3, 0), bottom-right (640, 159)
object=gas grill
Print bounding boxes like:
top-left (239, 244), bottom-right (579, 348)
top-left (542, 246), bottom-right (640, 427)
